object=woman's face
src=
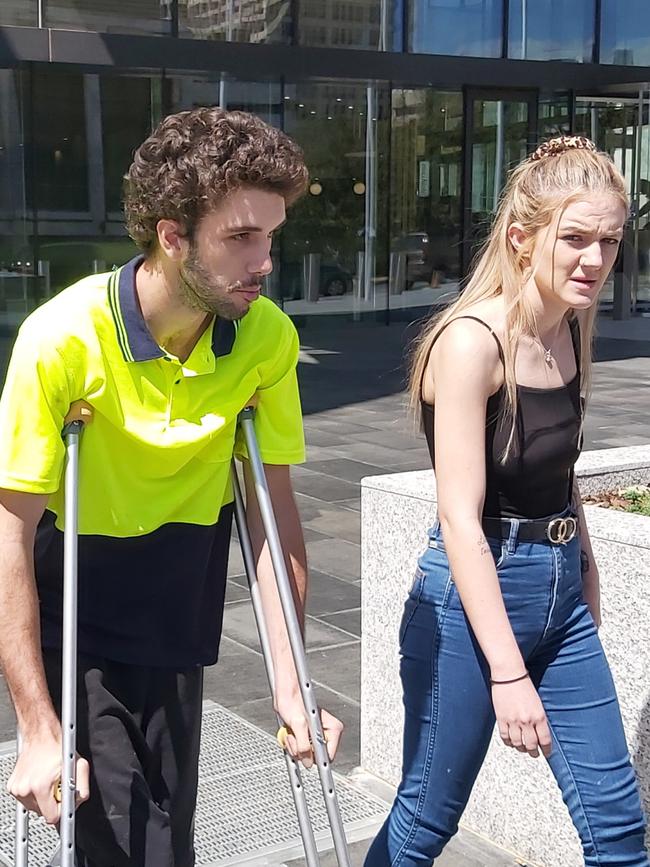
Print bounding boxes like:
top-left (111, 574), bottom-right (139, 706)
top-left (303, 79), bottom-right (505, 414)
top-left (527, 194), bottom-right (627, 310)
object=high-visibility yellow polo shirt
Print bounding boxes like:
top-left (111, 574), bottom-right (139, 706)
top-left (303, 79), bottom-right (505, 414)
top-left (0, 255), bottom-right (305, 666)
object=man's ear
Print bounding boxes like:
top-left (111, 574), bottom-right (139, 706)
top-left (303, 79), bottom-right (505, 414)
top-left (507, 221), bottom-right (528, 253)
top-left (156, 220), bottom-right (190, 261)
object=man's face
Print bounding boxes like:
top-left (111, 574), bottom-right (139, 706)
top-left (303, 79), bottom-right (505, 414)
top-left (178, 187), bottom-right (286, 320)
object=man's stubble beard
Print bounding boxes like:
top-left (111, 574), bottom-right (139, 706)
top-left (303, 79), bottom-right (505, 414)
top-left (178, 251), bottom-right (250, 321)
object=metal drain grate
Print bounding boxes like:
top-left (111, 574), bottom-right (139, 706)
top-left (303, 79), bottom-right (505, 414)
top-left (0, 702), bottom-right (387, 866)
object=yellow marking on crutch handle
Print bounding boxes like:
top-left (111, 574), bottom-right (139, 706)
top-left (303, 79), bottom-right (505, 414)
top-left (276, 725), bottom-right (291, 750)
top-left (53, 780), bottom-right (62, 803)
top-left (64, 400), bottom-right (94, 426)
top-left (276, 725), bottom-right (328, 752)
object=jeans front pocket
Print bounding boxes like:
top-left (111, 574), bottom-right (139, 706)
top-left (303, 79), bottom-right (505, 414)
top-left (399, 567), bottom-right (425, 645)
top-left (490, 538), bottom-right (508, 569)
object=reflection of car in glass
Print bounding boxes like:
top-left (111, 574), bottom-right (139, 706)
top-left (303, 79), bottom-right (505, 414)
top-left (392, 228), bottom-right (459, 287)
top-left (391, 231), bottom-right (435, 287)
top-left (277, 261), bottom-right (353, 300)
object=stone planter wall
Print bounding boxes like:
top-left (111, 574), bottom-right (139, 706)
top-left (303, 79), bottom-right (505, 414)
top-left (360, 446), bottom-right (650, 867)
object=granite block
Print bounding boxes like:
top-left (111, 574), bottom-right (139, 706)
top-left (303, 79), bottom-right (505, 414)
top-left (361, 444), bottom-right (650, 502)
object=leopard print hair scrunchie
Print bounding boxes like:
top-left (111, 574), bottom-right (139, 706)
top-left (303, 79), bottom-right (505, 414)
top-left (529, 135), bottom-right (597, 162)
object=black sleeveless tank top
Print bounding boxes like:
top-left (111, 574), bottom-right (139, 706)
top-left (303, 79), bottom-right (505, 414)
top-left (421, 316), bottom-right (583, 520)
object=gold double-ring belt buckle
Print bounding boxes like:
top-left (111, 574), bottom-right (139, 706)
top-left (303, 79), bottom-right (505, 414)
top-left (546, 516), bottom-right (578, 545)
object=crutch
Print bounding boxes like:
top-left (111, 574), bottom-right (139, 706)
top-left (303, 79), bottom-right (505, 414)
top-left (231, 469), bottom-right (320, 866)
top-left (14, 407), bottom-right (87, 867)
top-left (233, 406), bottom-right (351, 867)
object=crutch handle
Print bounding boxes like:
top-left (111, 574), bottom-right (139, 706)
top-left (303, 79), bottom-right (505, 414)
top-left (277, 725), bottom-right (329, 754)
top-left (63, 400), bottom-right (93, 432)
top-left (242, 395), bottom-right (259, 413)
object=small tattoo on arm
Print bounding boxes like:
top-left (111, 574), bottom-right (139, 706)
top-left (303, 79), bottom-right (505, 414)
top-left (477, 535), bottom-right (490, 556)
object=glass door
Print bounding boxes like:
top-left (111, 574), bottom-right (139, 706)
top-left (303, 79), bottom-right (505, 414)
top-left (388, 88), bottom-right (463, 315)
top-left (462, 90), bottom-right (537, 276)
top-left (575, 94), bottom-right (650, 317)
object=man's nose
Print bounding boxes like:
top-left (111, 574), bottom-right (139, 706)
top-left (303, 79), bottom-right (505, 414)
top-left (248, 251), bottom-right (273, 277)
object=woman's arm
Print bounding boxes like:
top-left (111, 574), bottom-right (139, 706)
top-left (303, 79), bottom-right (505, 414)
top-left (427, 319), bottom-right (552, 758)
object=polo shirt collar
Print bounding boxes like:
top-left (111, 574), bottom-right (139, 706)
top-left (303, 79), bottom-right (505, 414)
top-left (110, 255), bottom-right (237, 363)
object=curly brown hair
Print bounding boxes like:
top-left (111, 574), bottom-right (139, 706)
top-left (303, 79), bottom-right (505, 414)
top-left (123, 107), bottom-right (309, 254)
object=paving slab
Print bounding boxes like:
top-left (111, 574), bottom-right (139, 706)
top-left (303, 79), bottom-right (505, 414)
top-left (291, 471), bottom-right (361, 504)
top-left (305, 538), bottom-right (361, 583)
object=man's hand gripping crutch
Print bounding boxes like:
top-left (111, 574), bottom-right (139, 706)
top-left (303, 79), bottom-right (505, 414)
top-left (232, 404), bottom-right (351, 867)
top-left (9, 401), bottom-right (92, 867)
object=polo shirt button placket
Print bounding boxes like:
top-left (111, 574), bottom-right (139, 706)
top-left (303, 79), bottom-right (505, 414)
top-left (164, 359), bottom-right (181, 427)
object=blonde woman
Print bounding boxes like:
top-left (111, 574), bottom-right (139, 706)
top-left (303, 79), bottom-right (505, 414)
top-left (365, 137), bottom-right (648, 867)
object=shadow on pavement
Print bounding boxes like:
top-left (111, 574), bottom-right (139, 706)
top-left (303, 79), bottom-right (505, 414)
top-left (295, 315), bottom-right (650, 418)
top-left (295, 317), bottom-right (421, 417)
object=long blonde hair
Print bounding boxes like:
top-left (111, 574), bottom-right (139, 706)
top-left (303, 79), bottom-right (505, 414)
top-left (408, 136), bottom-right (628, 457)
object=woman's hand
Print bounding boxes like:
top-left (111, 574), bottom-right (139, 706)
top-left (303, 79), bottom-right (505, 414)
top-left (491, 676), bottom-right (552, 759)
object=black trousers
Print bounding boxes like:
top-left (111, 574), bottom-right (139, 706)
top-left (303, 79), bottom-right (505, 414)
top-left (44, 649), bottom-right (203, 867)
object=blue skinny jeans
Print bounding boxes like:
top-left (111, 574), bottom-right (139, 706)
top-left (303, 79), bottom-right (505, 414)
top-left (365, 520), bottom-right (648, 867)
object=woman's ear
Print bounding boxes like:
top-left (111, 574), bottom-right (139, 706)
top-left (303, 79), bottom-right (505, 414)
top-left (507, 222), bottom-right (528, 253)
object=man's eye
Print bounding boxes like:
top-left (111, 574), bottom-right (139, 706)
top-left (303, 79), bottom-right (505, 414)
top-left (232, 233), bottom-right (249, 241)
top-left (603, 237), bottom-right (620, 246)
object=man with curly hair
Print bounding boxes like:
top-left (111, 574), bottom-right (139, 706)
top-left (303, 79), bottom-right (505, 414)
top-left (0, 107), bottom-right (343, 867)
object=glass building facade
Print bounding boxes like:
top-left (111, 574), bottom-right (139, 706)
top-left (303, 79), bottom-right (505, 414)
top-left (0, 0), bottom-right (649, 373)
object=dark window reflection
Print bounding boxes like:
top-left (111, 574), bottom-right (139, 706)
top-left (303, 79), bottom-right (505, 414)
top-left (45, 0), bottom-right (171, 34)
top-left (574, 98), bottom-right (650, 309)
top-left (165, 74), bottom-right (282, 124)
top-left (600, 0), bottom-right (650, 66)
top-left (0, 0), bottom-right (38, 26)
top-left (297, 0), bottom-right (388, 49)
top-left (32, 71), bottom-right (88, 212)
top-left (178, 0), bottom-right (292, 44)
top-left (29, 70), bottom-right (150, 295)
top-left (538, 93), bottom-right (571, 139)
top-left (390, 90), bottom-right (462, 311)
top-left (101, 76), bottom-right (153, 213)
top-left (410, 0), bottom-right (502, 58)
top-left (282, 83), bottom-right (370, 305)
top-left (0, 69), bottom-right (39, 356)
top-left (278, 82), bottom-right (390, 319)
top-left (508, 0), bottom-right (594, 62)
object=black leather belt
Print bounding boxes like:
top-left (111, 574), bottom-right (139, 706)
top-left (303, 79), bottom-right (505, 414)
top-left (482, 513), bottom-right (578, 545)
